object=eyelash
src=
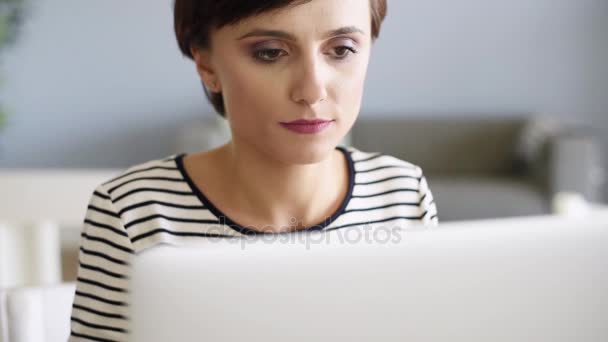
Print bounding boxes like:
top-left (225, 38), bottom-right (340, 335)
top-left (252, 46), bottom-right (358, 63)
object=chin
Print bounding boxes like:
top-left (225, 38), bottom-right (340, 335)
top-left (272, 140), bottom-right (338, 165)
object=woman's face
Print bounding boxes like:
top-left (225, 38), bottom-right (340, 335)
top-left (194, 0), bottom-right (373, 164)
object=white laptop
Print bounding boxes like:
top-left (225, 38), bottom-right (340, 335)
top-left (129, 211), bottom-right (608, 342)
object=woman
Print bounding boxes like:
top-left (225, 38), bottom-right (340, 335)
top-left (69, 0), bottom-right (438, 340)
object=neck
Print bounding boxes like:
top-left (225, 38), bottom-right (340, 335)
top-left (216, 141), bottom-right (347, 233)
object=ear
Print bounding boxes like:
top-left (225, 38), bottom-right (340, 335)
top-left (190, 46), bottom-right (222, 93)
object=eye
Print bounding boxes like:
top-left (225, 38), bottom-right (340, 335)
top-left (253, 48), bottom-right (287, 63)
top-left (329, 46), bottom-right (358, 60)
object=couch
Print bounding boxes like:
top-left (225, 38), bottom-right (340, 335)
top-left (350, 116), bottom-right (605, 221)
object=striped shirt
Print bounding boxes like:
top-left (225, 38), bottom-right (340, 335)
top-left (68, 146), bottom-right (439, 341)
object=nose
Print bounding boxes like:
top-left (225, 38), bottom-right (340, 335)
top-left (289, 54), bottom-right (328, 107)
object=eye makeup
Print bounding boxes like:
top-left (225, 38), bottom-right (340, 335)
top-left (245, 36), bottom-right (361, 64)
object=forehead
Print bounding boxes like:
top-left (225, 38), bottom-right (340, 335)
top-left (216, 0), bottom-right (371, 40)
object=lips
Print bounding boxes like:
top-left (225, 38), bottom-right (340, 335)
top-left (279, 119), bottom-right (335, 134)
top-left (282, 119), bottom-right (334, 125)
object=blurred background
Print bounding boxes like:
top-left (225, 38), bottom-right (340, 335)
top-left (0, 0), bottom-right (607, 317)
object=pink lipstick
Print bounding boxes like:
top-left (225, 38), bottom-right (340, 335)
top-left (279, 119), bottom-right (334, 134)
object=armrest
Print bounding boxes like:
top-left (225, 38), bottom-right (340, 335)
top-left (513, 119), bottom-right (604, 202)
top-left (1, 290), bottom-right (7, 342)
top-left (549, 132), bottom-right (605, 202)
top-left (0, 283), bottom-right (75, 342)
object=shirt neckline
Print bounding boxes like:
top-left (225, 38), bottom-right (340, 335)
top-left (174, 146), bottom-right (355, 235)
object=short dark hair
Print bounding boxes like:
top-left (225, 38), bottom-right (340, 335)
top-left (174, 0), bottom-right (388, 117)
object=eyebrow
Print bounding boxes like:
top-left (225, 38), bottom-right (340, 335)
top-left (237, 26), bottom-right (365, 41)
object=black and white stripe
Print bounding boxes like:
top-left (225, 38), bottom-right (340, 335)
top-left (69, 147), bottom-right (438, 341)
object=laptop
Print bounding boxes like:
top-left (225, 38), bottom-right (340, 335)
top-left (129, 211), bottom-right (608, 341)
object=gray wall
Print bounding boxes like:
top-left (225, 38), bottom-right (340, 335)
top-left (1, 0), bottom-right (607, 197)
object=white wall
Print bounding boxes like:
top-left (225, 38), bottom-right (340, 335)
top-left (367, 0), bottom-right (608, 118)
top-left (1, 0), bottom-right (607, 195)
top-left (1, 0), bottom-right (205, 167)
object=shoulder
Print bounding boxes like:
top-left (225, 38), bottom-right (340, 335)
top-left (338, 146), bottom-right (439, 226)
top-left (99, 153), bottom-right (183, 187)
top-left (345, 146), bottom-right (424, 178)
top-left (90, 153), bottom-right (186, 206)
top-left (105, 153), bottom-right (183, 183)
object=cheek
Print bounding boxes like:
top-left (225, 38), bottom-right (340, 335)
top-left (334, 60), bottom-right (368, 114)
top-left (220, 64), bottom-right (279, 121)
top-left (215, 61), bottom-right (288, 144)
